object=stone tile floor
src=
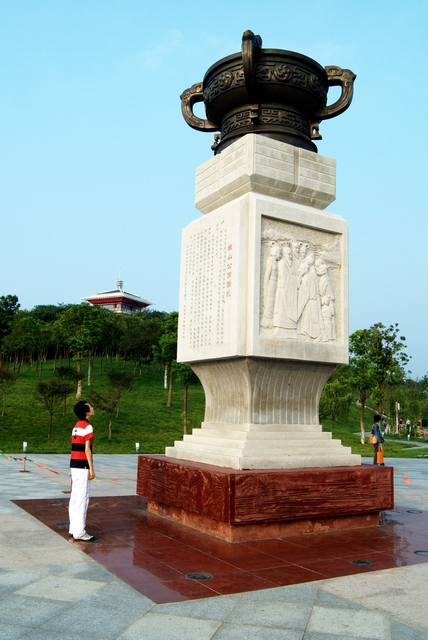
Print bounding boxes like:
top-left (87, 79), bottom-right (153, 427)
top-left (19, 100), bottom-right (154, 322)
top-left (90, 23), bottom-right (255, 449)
top-left (1, 453), bottom-right (428, 639)
top-left (13, 493), bottom-right (428, 605)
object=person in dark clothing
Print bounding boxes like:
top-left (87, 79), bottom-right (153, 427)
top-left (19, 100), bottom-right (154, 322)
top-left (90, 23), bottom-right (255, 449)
top-left (371, 414), bottom-right (385, 466)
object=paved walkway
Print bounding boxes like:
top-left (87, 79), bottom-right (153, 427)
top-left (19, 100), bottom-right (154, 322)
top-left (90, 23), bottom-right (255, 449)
top-left (1, 453), bottom-right (428, 639)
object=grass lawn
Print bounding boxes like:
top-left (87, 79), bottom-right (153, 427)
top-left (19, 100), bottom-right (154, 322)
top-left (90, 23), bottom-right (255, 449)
top-left (0, 356), bottom-right (205, 454)
top-left (1, 356), bottom-right (425, 458)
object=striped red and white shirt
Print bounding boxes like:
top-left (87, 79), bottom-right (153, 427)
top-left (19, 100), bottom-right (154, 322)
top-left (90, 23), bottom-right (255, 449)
top-left (70, 420), bottom-right (94, 469)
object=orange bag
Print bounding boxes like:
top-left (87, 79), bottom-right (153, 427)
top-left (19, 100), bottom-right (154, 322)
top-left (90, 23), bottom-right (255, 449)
top-left (376, 446), bottom-right (384, 465)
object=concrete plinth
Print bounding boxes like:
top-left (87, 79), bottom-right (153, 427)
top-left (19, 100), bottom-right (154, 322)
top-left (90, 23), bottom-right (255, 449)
top-left (166, 357), bottom-right (360, 469)
top-left (137, 455), bottom-right (394, 542)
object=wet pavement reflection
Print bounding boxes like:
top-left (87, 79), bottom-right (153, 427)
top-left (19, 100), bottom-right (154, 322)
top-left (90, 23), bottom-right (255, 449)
top-left (14, 495), bottom-right (428, 604)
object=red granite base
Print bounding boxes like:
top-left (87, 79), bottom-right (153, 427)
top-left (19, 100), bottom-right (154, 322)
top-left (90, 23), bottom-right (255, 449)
top-left (137, 455), bottom-right (394, 542)
top-left (148, 500), bottom-right (381, 542)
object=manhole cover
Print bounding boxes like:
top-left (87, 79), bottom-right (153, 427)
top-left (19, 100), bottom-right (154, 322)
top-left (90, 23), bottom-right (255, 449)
top-left (350, 560), bottom-right (375, 567)
top-left (186, 572), bottom-right (213, 581)
top-left (414, 551), bottom-right (428, 556)
top-left (49, 502), bottom-right (64, 507)
top-left (407, 509), bottom-right (422, 514)
top-left (56, 522), bottom-right (70, 528)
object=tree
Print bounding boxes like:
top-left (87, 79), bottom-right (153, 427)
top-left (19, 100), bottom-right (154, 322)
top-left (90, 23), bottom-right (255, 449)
top-left (403, 380), bottom-right (423, 426)
top-left (89, 389), bottom-right (118, 441)
top-left (138, 316), bottom-right (164, 372)
top-left (31, 320), bottom-right (53, 377)
top-left (0, 295), bottom-right (20, 342)
top-left (173, 362), bottom-right (200, 434)
top-left (153, 312), bottom-right (178, 407)
top-left (98, 309), bottom-right (123, 371)
top-left (8, 314), bottom-right (53, 375)
top-left (138, 309), bottom-right (167, 321)
top-left (0, 366), bottom-right (19, 417)
top-left (348, 329), bottom-right (376, 444)
top-left (367, 323), bottom-right (410, 415)
top-left (54, 304), bottom-right (103, 397)
top-left (319, 369), bottom-right (353, 430)
top-left (2, 311), bottom-right (33, 372)
top-left (51, 318), bottom-right (67, 371)
top-left (120, 314), bottom-right (145, 372)
top-left (35, 379), bottom-right (68, 438)
top-left (55, 365), bottom-right (81, 415)
top-left (29, 303), bottom-right (73, 323)
top-left (0, 295), bottom-right (20, 365)
top-left (394, 377), bottom-right (427, 429)
top-left (348, 323), bottom-right (410, 443)
top-left (121, 314), bottom-right (164, 375)
top-left (84, 307), bottom-right (108, 385)
top-left (106, 369), bottom-right (134, 417)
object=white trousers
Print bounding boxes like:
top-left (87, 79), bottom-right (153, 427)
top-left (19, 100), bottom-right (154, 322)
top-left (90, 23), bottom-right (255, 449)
top-left (69, 468), bottom-right (90, 538)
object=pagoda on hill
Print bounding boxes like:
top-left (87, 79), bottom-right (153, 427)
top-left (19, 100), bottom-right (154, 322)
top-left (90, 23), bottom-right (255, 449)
top-left (82, 280), bottom-right (152, 314)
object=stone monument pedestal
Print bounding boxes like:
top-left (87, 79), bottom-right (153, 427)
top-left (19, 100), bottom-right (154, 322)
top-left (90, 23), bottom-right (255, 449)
top-left (137, 455), bottom-right (394, 542)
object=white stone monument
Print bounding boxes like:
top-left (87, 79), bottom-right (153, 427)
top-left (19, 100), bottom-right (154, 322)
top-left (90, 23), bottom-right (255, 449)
top-left (166, 134), bottom-right (361, 470)
top-left (137, 33), bottom-right (393, 542)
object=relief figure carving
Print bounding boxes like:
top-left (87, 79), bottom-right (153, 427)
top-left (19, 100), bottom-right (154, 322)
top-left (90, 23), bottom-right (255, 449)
top-left (273, 243), bottom-right (299, 339)
top-left (291, 239), bottom-right (301, 276)
top-left (315, 259), bottom-right (336, 341)
top-left (297, 255), bottom-right (323, 342)
top-left (261, 242), bottom-right (281, 329)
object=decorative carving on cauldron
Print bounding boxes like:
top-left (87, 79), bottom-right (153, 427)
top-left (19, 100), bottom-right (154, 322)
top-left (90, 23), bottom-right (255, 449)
top-left (181, 31), bottom-right (356, 154)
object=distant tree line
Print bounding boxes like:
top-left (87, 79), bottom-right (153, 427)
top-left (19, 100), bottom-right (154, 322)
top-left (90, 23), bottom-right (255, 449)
top-left (2, 296), bottom-right (425, 443)
top-left (0, 297), bottom-right (168, 376)
top-left (0, 296), bottom-right (198, 437)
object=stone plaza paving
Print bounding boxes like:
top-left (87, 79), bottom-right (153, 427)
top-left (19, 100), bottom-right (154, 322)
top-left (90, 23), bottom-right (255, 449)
top-left (1, 453), bottom-right (428, 639)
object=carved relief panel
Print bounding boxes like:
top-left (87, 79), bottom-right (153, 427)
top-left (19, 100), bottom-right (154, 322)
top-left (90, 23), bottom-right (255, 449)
top-left (260, 216), bottom-right (342, 344)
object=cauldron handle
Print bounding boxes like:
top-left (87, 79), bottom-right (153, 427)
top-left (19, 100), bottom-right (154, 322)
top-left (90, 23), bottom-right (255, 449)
top-left (242, 30), bottom-right (262, 104)
top-left (180, 82), bottom-right (218, 132)
top-left (315, 66), bottom-right (356, 121)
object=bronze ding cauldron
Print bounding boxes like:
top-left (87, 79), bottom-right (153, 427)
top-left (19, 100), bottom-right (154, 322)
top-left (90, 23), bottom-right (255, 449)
top-left (181, 31), bottom-right (356, 154)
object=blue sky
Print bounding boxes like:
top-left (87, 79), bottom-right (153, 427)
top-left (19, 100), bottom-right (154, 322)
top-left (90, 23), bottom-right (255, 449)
top-left (1, 1), bottom-right (427, 377)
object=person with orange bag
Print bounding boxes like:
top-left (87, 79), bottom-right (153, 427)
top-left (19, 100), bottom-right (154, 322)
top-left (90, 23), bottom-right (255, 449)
top-left (370, 414), bottom-right (385, 466)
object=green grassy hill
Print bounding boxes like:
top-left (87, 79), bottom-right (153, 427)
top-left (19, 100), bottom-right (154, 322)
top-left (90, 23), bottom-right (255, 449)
top-left (0, 356), bottom-right (424, 458)
top-left (0, 357), bottom-right (205, 454)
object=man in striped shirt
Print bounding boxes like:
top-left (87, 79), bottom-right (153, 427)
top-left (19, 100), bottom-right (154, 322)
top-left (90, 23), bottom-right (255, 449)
top-left (68, 400), bottom-right (96, 542)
